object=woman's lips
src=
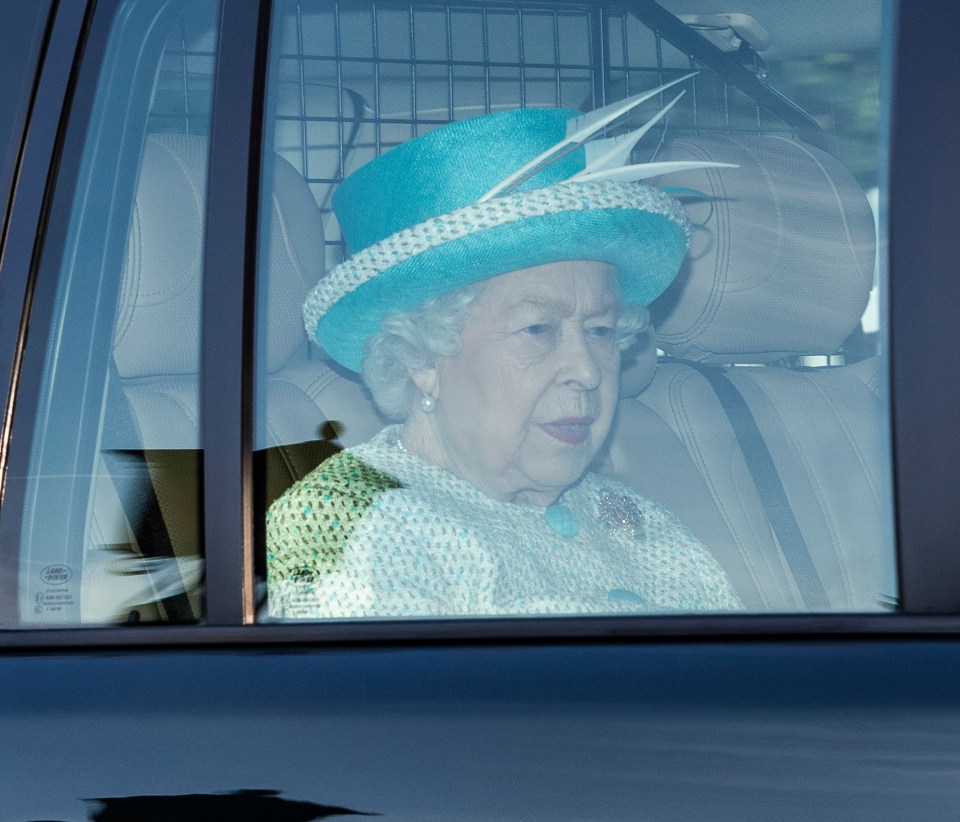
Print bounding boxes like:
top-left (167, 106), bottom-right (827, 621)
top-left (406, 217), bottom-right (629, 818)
top-left (538, 417), bottom-right (594, 445)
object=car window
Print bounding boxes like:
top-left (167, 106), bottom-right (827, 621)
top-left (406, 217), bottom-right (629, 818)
top-left (254, 1), bottom-right (896, 620)
top-left (0, 0), bottom-right (897, 632)
top-left (0, 0), bottom-right (221, 627)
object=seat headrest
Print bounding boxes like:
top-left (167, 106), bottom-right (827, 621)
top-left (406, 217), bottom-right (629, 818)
top-left (651, 135), bottom-right (876, 363)
top-left (114, 133), bottom-right (323, 381)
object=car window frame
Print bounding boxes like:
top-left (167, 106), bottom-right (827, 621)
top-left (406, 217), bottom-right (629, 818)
top-left (0, 0), bottom-right (92, 631)
top-left (0, 0), bottom-right (55, 253)
top-left (5, 0), bottom-right (960, 647)
top-left (0, 0), bottom-right (221, 629)
top-left (887, 0), bottom-right (960, 613)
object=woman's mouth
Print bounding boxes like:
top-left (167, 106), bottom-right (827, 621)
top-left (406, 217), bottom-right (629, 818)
top-left (538, 417), bottom-right (594, 445)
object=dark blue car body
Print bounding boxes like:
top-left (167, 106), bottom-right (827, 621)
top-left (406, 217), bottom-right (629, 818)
top-left (3, 1), bottom-right (960, 819)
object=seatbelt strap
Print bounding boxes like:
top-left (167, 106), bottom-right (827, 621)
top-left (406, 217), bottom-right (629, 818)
top-left (697, 367), bottom-right (831, 609)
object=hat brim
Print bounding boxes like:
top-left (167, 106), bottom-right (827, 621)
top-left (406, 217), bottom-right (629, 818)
top-left (311, 187), bottom-right (689, 372)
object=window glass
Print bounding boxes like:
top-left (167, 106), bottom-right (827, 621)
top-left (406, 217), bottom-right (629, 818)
top-left (255, 1), bottom-right (895, 619)
top-left (0, 0), bottom-right (220, 627)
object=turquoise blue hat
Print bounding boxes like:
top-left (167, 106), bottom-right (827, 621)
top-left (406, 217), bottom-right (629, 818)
top-left (304, 83), bottom-right (714, 372)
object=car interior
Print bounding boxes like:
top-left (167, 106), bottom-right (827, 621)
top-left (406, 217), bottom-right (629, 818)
top-left (11, 0), bottom-right (894, 624)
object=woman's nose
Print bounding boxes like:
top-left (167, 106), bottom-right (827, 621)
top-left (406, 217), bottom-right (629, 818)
top-left (558, 329), bottom-right (603, 390)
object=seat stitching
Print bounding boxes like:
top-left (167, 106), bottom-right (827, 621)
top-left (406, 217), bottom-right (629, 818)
top-left (806, 371), bottom-right (885, 511)
top-left (654, 140), bottom-right (731, 348)
top-left (770, 135), bottom-right (872, 286)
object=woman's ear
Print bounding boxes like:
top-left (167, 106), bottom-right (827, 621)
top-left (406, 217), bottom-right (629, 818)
top-left (408, 366), bottom-right (439, 401)
top-left (619, 323), bottom-right (657, 398)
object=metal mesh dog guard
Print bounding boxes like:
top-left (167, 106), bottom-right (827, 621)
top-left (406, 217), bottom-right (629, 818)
top-left (262, 0), bottom-right (815, 268)
top-left (146, 0), bottom-right (821, 267)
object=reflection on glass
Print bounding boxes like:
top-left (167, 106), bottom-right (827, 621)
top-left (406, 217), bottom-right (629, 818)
top-left (254, 0), bottom-right (895, 620)
top-left (6, 0), bottom-right (220, 626)
top-left (86, 789), bottom-right (376, 821)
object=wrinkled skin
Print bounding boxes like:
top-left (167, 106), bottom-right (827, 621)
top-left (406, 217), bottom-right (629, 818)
top-left (403, 260), bottom-right (622, 507)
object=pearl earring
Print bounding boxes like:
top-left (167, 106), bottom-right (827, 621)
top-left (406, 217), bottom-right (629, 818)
top-left (420, 394), bottom-right (436, 413)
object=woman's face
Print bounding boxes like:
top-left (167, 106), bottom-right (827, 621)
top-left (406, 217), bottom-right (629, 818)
top-left (414, 260), bottom-right (622, 507)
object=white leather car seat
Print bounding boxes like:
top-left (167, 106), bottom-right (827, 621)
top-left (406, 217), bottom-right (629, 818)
top-left (605, 135), bottom-right (895, 612)
top-left (110, 131), bottom-right (383, 451)
top-left (111, 133), bottom-right (206, 449)
top-left (87, 132), bottom-right (386, 620)
top-left (85, 133), bottom-right (210, 621)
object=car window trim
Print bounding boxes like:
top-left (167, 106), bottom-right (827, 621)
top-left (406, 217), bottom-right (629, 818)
top-left (0, 0), bottom-right (212, 630)
top-left (201, 0), bottom-right (272, 625)
top-left (0, 0), bottom-right (56, 257)
top-left (888, 0), bottom-right (960, 613)
top-left (0, 0), bottom-right (89, 514)
top-left (6, 613), bottom-right (960, 652)
top-left (0, 0), bottom-right (96, 629)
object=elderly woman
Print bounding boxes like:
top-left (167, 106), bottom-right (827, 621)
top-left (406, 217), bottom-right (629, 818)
top-left (267, 87), bottom-right (741, 619)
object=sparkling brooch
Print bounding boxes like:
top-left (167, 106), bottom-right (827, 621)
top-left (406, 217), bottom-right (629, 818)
top-left (597, 491), bottom-right (646, 542)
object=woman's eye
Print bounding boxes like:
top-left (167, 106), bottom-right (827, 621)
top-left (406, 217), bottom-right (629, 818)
top-left (523, 323), bottom-right (552, 336)
top-left (589, 325), bottom-right (615, 338)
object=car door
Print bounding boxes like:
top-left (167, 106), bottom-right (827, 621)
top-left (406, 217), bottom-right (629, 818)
top-left (3, 1), bottom-right (960, 820)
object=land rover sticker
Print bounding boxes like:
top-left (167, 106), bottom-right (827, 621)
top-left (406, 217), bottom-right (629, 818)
top-left (33, 564), bottom-right (77, 617)
top-left (40, 564), bottom-right (73, 585)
